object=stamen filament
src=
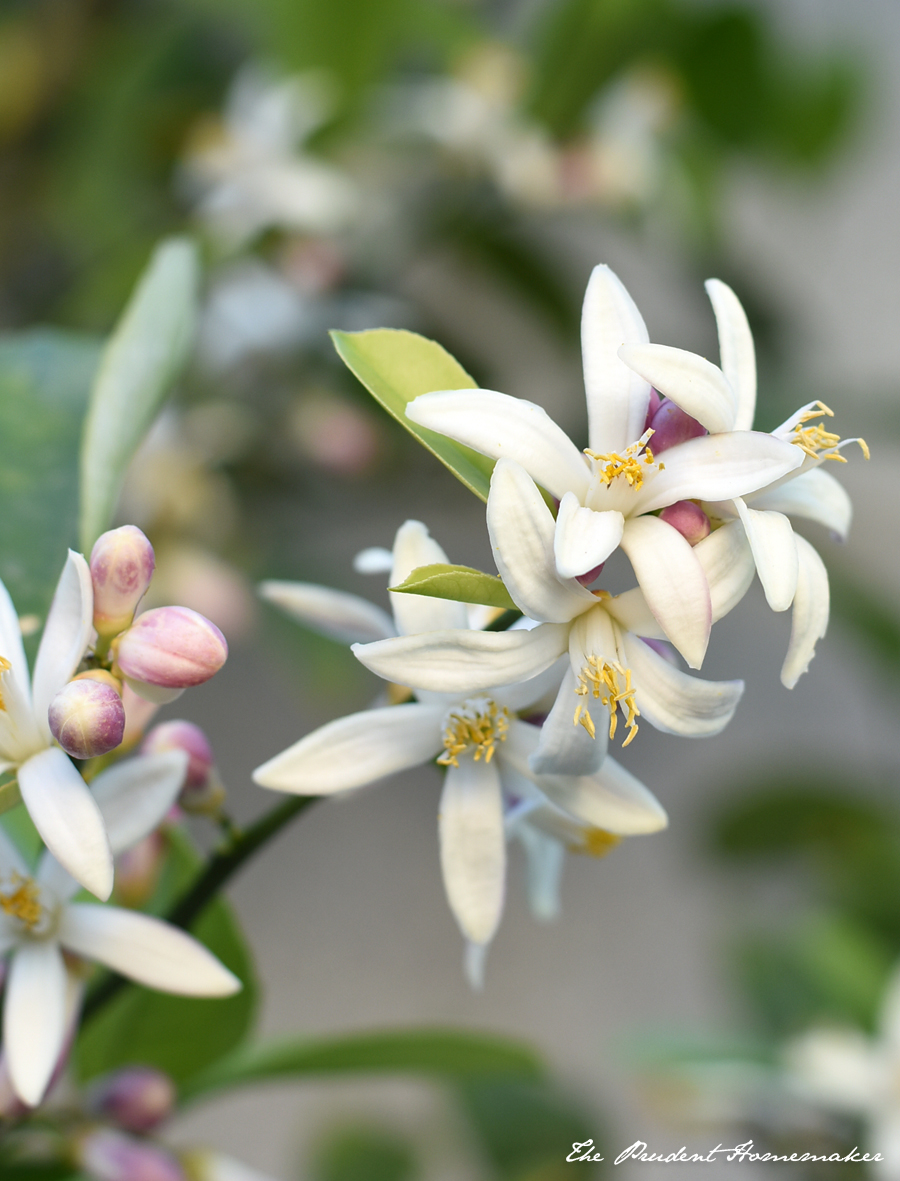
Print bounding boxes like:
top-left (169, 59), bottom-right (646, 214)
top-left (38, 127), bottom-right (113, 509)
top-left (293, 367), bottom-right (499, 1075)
top-left (573, 656), bottom-right (640, 747)
top-left (584, 429), bottom-right (664, 492)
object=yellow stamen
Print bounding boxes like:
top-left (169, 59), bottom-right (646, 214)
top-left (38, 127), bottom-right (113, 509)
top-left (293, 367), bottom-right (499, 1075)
top-left (0, 655), bottom-right (9, 712)
top-left (584, 429), bottom-right (664, 492)
top-left (573, 655), bottom-right (640, 747)
top-left (438, 697), bottom-right (510, 768)
top-left (790, 403), bottom-right (869, 463)
top-left (0, 874), bottom-right (43, 928)
top-left (570, 829), bottom-right (621, 858)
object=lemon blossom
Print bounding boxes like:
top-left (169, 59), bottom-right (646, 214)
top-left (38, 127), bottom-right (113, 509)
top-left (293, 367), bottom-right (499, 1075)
top-left (405, 264), bottom-right (803, 671)
top-left (618, 278), bottom-right (866, 687)
top-left (0, 749), bottom-right (240, 1107)
top-left (0, 552), bottom-right (115, 899)
top-left (253, 520), bottom-right (666, 950)
top-left (351, 466), bottom-right (754, 778)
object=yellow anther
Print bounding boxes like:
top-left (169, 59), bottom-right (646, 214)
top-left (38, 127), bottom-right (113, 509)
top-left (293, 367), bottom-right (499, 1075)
top-left (438, 697), bottom-right (510, 768)
top-left (790, 405), bottom-right (869, 464)
top-left (584, 429), bottom-right (663, 492)
top-left (573, 655), bottom-right (640, 747)
top-left (570, 829), bottom-right (621, 858)
top-left (0, 874), bottom-right (43, 929)
top-left (0, 655), bottom-right (10, 712)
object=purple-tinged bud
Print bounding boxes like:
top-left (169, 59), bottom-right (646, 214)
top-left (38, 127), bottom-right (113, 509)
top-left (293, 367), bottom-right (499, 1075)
top-left (643, 388), bottom-right (662, 431)
top-left (647, 398), bottom-right (706, 454)
top-left (640, 637), bottom-right (679, 665)
top-left (114, 607), bottom-right (228, 701)
top-left (659, 500), bottom-right (711, 546)
top-left (76, 1129), bottom-right (185, 1181)
top-left (141, 721), bottom-right (225, 815)
top-left (88, 1067), bottom-right (176, 1134)
top-left (575, 563), bottom-right (605, 588)
top-left (90, 526), bottom-right (156, 639)
top-left (49, 678), bottom-right (126, 760)
top-left (114, 831), bottom-right (166, 909)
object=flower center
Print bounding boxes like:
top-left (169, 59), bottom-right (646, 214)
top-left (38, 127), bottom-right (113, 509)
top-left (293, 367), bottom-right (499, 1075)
top-left (571, 828), bottom-right (621, 858)
top-left (584, 428), bottom-right (664, 492)
top-left (438, 696), bottom-right (509, 768)
top-left (0, 873), bottom-right (45, 930)
top-left (574, 656), bottom-right (639, 747)
top-left (791, 402), bottom-right (869, 463)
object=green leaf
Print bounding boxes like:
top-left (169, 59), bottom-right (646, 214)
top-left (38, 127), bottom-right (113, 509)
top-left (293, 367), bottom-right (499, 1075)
top-left (331, 328), bottom-right (494, 501)
top-left (310, 1125), bottom-right (417, 1181)
top-left (74, 826), bottom-right (257, 1084)
top-left (0, 330), bottom-right (101, 618)
top-left (79, 237), bottom-right (200, 551)
top-left (390, 564), bottom-right (517, 611)
top-left (180, 1028), bottom-right (543, 1102)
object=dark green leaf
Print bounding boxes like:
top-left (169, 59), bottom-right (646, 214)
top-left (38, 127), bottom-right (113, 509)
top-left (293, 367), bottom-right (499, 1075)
top-left (331, 328), bottom-right (494, 501)
top-left (180, 1028), bottom-right (543, 1102)
top-left (390, 564), bottom-right (517, 611)
top-left (311, 1126), bottom-right (417, 1181)
top-left (0, 330), bottom-right (101, 618)
top-left (74, 826), bottom-right (257, 1084)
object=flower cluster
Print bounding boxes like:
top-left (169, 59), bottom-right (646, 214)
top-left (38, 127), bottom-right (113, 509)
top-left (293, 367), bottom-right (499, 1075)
top-left (0, 526), bottom-right (236, 1107)
top-left (254, 264), bottom-right (864, 977)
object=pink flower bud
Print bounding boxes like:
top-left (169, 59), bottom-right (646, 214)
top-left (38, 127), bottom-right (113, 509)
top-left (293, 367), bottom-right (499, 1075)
top-left (659, 500), bottom-right (711, 546)
top-left (647, 398), bottom-right (706, 454)
top-left (114, 831), bottom-right (166, 909)
top-left (575, 562), bottom-right (605, 587)
top-left (114, 607), bottom-right (228, 698)
top-left (88, 1067), bottom-right (176, 1134)
top-left (76, 1129), bottom-right (185, 1181)
top-left (643, 387), bottom-right (662, 431)
top-left (49, 678), bottom-right (126, 760)
top-left (141, 721), bottom-right (225, 814)
top-left (90, 526), bottom-right (156, 639)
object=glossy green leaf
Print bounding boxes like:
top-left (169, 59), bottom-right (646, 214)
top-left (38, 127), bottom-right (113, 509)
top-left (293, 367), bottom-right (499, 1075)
top-left (0, 330), bottom-right (101, 618)
top-left (180, 1028), bottom-right (543, 1102)
top-left (331, 328), bottom-right (494, 501)
top-left (74, 826), bottom-right (257, 1084)
top-left (390, 564), bottom-right (517, 611)
top-left (79, 237), bottom-right (200, 551)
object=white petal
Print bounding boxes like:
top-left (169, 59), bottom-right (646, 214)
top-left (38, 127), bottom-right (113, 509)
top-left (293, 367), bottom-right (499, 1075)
top-left (622, 633), bottom-right (744, 737)
top-left (604, 588), bottom-right (666, 641)
top-left (252, 703), bottom-right (444, 793)
top-left (390, 519), bottom-right (467, 635)
top-left (17, 748), bottom-right (113, 900)
top-left (734, 499), bottom-right (799, 612)
top-left (90, 750), bottom-right (189, 855)
top-left (632, 431), bottom-right (804, 516)
top-left (353, 624), bottom-right (570, 695)
top-left (31, 552), bottom-right (94, 743)
top-left (0, 664), bottom-right (43, 762)
top-left (353, 546), bottom-right (393, 574)
top-left (618, 342), bottom-right (737, 433)
top-left (553, 495), bottom-right (624, 580)
top-left (406, 390), bottom-right (590, 501)
top-left (749, 467), bottom-right (852, 541)
top-left (491, 656), bottom-right (567, 713)
top-left (620, 515), bottom-right (711, 669)
top-left (258, 581), bottom-right (395, 644)
top-left (693, 520), bottom-right (756, 623)
top-left (59, 904), bottom-right (240, 995)
top-left (784, 1028), bottom-right (881, 1113)
top-left (187, 1152), bottom-right (281, 1181)
top-left (781, 535), bottom-right (829, 689)
top-left (705, 279), bottom-right (757, 431)
top-left (4, 941), bottom-right (68, 1106)
top-left (487, 459), bottom-right (596, 623)
top-left (439, 756), bottom-right (505, 944)
top-left (581, 264), bottom-right (651, 454)
top-left (527, 668), bottom-right (608, 777)
top-left (0, 577), bottom-right (31, 704)
top-left (515, 823), bottom-right (565, 921)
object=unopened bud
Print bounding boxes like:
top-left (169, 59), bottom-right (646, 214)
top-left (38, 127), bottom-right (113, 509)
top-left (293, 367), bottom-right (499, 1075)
top-left (141, 721), bottom-right (225, 815)
top-left (643, 388), bottom-right (662, 431)
top-left (76, 1129), bottom-right (185, 1181)
top-left (49, 678), bottom-right (126, 760)
top-left (90, 526), bottom-right (156, 639)
top-left (114, 608), bottom-right (228, 702)
top-left (88, 1067), bottom-right (176, 1134)
top-left (114, 831), bottom-right (166, 908)
top-left (659, 500), bottom-right (711, 546)
top-left (648, 398), bottom-right (706, 454)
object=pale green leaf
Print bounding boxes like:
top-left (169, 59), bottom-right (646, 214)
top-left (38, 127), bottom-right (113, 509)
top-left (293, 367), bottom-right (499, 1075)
top-left (180, 1028), bottom-right (543, 1102)
top-left (79, 237), bottom-right (200, 551)
top-left (331, 328), bottom-right (494, 501)
top-left (390, 564), bottom-right (517, 611)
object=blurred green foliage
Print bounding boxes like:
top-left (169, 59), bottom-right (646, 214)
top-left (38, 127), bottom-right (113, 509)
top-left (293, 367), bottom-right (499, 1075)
top-left (311, 1125), bottom-right (417, 1181)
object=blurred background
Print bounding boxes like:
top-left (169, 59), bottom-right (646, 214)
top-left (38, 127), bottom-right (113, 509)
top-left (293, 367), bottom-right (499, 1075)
top-left (1, 0), bottom-right (899, 1176)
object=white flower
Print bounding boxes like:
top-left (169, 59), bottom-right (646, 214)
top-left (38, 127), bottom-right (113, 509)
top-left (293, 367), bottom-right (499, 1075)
top-left (254, 521), bottom-right (666, 949)
top-left (0, 750), bottom-right (240, 1107)
top-left (618, 278), bottom-right (866, 686)
top-left (785, 963), bottom-right (900, 1176)
top-left (0, 552), bottom-right (114, 898)
top-left (406, 264), bottom-right (803, 670)
top-left (352, 474), bottom-right (752, 777)
top-left (184, 1150), bottom-right (281, 1181)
